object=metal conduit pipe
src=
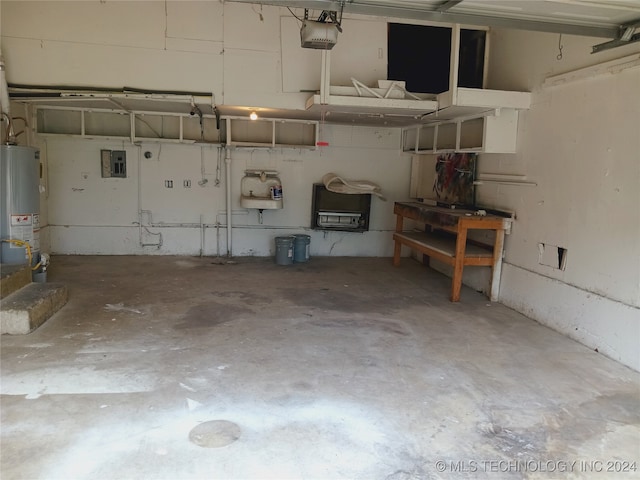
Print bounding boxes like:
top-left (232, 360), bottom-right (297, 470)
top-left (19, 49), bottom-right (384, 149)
top-left (225, 147), bottom-right (232, 257)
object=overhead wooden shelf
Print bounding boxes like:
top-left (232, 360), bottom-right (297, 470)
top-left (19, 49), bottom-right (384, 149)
top-left (305, 94), bottom-right (438, 117)
top-left (304, 78), bottom-right (439, 121)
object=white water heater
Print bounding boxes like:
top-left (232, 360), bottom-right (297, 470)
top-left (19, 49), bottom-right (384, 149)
top-left (0, 145), bottom-right (40, 264)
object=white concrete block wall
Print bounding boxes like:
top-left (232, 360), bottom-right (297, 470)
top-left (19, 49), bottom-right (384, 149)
top-left (43, 124), bottom-right (406, 257)
top-left (477, 29), bottom-right (640, 371)
top-left (1, 2), bottom-right (224, 94)
top-left (0, 1), bottom-right (408, 258)
top-left (0, 1), bottom-right (390, 109)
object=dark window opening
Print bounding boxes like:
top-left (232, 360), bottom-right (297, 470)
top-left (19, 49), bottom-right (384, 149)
top-left (387, 24), bottom-right (486, 94)
top-left (459, 29), bottom-right (486, 88)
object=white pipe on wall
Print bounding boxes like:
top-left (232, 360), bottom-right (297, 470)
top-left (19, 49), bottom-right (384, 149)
top-left (225, 147), bottom-right (232, 257)
top-left (136, 145), bottom-right (162, 248)
top-left (0, 53), bottom-right (10, 117)
top-left (199, 214), bottom-right (204, 257)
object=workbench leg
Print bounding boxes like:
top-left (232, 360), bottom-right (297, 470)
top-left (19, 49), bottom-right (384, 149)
top-left (489, 229), bottom-right (505, 302)
top-left (393, 214), bottom-right (404, 267)
top-left (393, 240), bottom-right (402, 266)
top-left (451, 226), bottom-right (468, 302)
top-left (423, 225), bottom-right (432, 266)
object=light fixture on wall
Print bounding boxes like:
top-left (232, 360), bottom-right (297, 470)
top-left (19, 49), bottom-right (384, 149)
top-left (249, 111), bottom-right (258, 121)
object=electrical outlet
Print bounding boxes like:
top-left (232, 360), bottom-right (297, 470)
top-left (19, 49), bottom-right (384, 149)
top-left (165, 180), bottom-right (173, 188)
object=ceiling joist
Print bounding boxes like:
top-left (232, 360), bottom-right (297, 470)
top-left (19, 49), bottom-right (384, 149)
top-left (437, 0), bottom-right (463, 13)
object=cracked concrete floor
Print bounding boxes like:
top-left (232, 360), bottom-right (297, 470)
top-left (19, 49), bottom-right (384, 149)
top-left (1, 256), bottom-right (639, 479)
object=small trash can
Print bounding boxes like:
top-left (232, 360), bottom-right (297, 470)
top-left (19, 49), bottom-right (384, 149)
top-left (293, 234), bottom-right (311, 263)
top-left (275, 236), bottom-right (294, 265)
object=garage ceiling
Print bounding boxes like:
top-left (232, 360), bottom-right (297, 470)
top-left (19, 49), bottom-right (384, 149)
top-left (229, 0), bottom-right (640, 40)
top-left (9, 1), bottom-right (640, 128)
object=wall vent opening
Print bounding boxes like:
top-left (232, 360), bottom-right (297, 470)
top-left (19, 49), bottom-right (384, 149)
top-left (538, 243), bottom-right (568, 270)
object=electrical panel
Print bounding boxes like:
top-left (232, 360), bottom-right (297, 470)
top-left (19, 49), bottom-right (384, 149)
top-left (101, 150), bottom-right (127, 178)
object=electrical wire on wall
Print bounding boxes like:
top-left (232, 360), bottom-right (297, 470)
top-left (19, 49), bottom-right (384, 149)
top-left (189, 101), bottom-right (204, 141)
top-left (252, 4), bottom-right (264, 21)
top-left (198, 147), bottom-right (208, 186)
top-left (196, 145), bottom-right (222, 187)
top-left (557, 34), bottom-right (564, 61)
top-left (215, 147), bottom-right (222, 187)
top-left (9, 115), bottom-right (27, 141)
top-left (287, 6), bottom-right (304, 23)
top-left (163, 0), bottom-right (168, 51)
top-left (135, 116), bottom-right (162, 138)
top-left (107, 98), bottom-right (163, 138)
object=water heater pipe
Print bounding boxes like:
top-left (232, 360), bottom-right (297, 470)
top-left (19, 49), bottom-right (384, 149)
top-left (0, 53), bottom-right (10, 117)
top-left (225, 147), bottom-right (232, 257)
top-left (0, 53), bottom-right (16, 144)
top-left (1, 239), bottom-right (41, 271)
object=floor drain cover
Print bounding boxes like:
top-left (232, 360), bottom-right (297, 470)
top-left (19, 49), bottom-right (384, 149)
top-left (188, 420), bottom-right (241, 448)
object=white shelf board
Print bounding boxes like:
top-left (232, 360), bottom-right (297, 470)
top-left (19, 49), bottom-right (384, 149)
top-left (421, 105), bottom-right (495, 122)
top-left (436, 88), bottom-right (531, 110)
top-left (543, 53), bottom-right (640, 88)
top-left (329, 85), bottom-right (406, 99)
top-left (306, 94), bottom-right (438, 116)
top-left (229, 141), bottom-right (274, 148)
top-left (274, 143), bottom-right (316, 150)
top-left (455, 88), bottom-right (531, 109)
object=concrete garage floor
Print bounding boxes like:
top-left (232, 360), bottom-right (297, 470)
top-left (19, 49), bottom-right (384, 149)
top-left (1, 256), bottom-right (639, 480)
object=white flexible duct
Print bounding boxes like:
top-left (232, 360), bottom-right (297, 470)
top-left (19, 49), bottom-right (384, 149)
top-left (0, 53), bottom-right (10, 117)
top-left (322, 172), bottom-right (387, 201)
top-left (225, 147), bottom-right (232, 257)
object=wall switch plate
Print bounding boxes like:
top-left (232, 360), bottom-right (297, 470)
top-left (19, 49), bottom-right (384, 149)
top-left (538, 243), bottom-right (568, 270)
top-left (184, 180), bottom-right (191, 188)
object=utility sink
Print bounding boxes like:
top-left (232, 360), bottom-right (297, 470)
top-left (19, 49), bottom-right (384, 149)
top-left (240, 170), bottom-right (283, 210)
top-left (240, 196), bottom-right (283, 209)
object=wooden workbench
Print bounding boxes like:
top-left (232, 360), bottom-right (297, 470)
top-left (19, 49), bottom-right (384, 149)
top-left (392, 202), bottom-right (512, 302)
